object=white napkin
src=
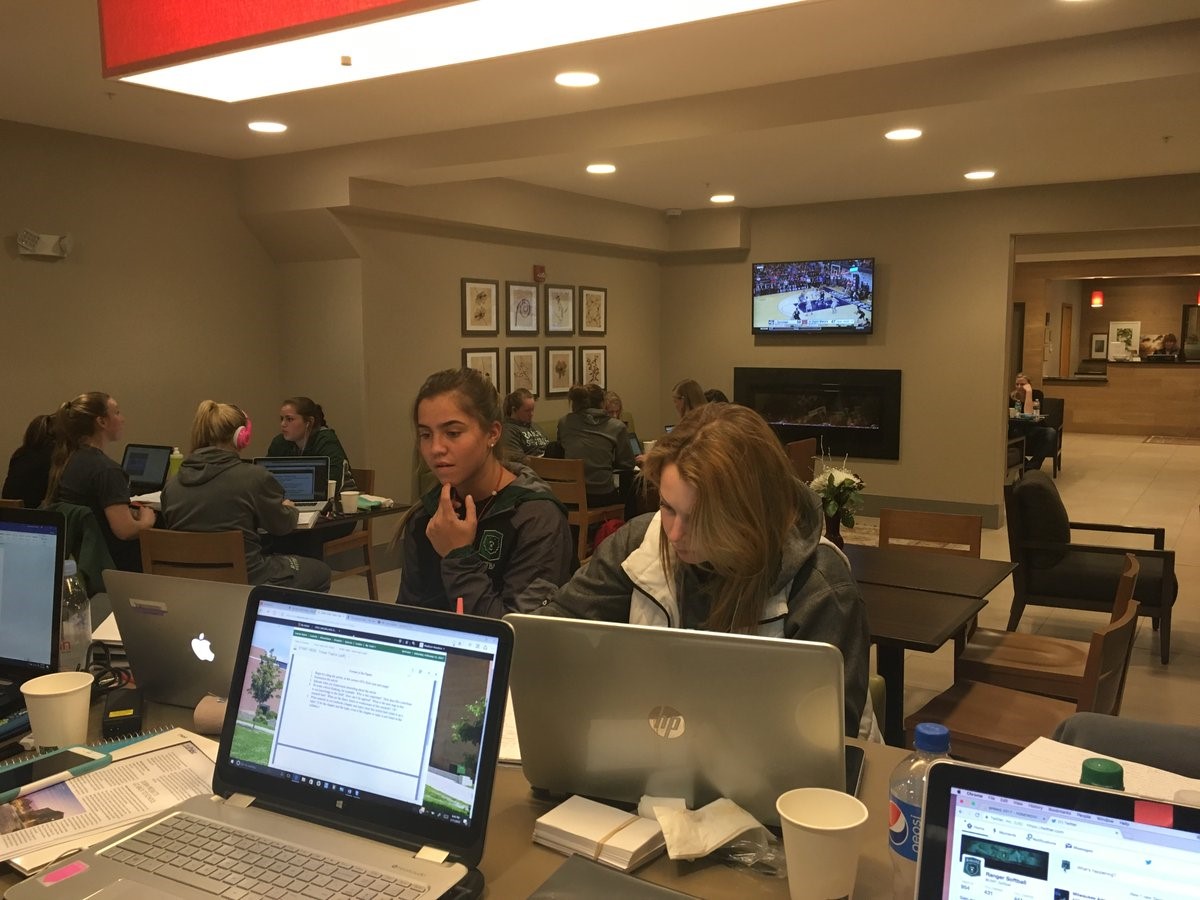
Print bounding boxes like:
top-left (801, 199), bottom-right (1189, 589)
top-left (652, 798), bottom-right (762, 860)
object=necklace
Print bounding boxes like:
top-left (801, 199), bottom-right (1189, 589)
top-left (471, 463), bottom-right (509, 519)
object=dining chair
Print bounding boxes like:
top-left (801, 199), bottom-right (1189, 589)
top-left (1038, 396), bottom-right (1065, 478)
top-left (956, 553), bottom-right (1137, 701)
top-left (785, 438), bottom-right (818, 485)
top-left (322, 467), bottom-right (379, 601)
top-left (0, 498), bottom-right (23, 508)
top-left (878, 509), bottom-right (982, 557)
top-left (140, 529), bottom-right (249, 584)
top-left (903, 599), bottom-right (1140, 766)
top-left (526, 457), bottom-right (624, 563)
top-left (1005, 434), bottom-right (1025, 484)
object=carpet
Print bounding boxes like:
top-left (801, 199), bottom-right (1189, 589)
top-left (1144, 436), bottom-right (1200, 446)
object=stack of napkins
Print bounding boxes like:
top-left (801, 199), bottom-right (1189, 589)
top-left (534, 795), bottom-right (665, 871)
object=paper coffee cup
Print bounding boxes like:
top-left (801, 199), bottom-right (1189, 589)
top-left (328, 479), bottom-right (337, 502)
top-left (340, 490), bottom-right (360, 515)
top-left (21, 670), bottom-right (94, 750)
top-left (777, 787), bottom-right (869, 900)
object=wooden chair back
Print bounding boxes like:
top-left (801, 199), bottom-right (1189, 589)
top-left (0, 498), bottom-right (23, 509)
top-left (1077, 598), bottom-right (1140, 716)
top-left (526, 456), bottom-right (623, 562)
top-left (878, 509), bottom-right (982, 557)
top-left (324, 467), bottom-right (379, 601)
top-left (786, 438), bottom-right (818, 485)
top-left (1108, 552), bottom-right (1139, 623)
top-left (140, 529), bottom-right (248, 584)
top-left (351, 467), bottom-right (375, 494)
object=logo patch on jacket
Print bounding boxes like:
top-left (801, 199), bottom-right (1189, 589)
top-left (478, 529), bottom-right (504, 563)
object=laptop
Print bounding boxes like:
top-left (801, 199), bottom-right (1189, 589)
top-left (104, 570), bottom-right (251, 708)
top-left (253, 456), bottom-right (331, 511)
top-left (505, 615), bottom-right (846, 826)
top-left (917, 760), bottom-right (1200, 900)
top-left (121, 443), bottom-right (174, 495)
top-left (9, 586), bottom-right (514, 900)
top-left (627, 431), bottom-right (643, 457)
top-left (0, 508), bottom-right (64, 718)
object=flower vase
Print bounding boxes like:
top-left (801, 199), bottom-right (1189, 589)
top-left (824, 508), bottom-right (845, 549)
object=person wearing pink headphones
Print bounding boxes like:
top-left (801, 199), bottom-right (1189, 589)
top-left (160, 401), bottom-right (331, 590)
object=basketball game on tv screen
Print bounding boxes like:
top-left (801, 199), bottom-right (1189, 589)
top-left (751, 258), bottom-right (874, 334)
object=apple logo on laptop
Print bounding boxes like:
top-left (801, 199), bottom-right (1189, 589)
top-left (191, 633), bottom-right (216, 663)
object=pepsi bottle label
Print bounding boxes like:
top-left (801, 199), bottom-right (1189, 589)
top-left (888, 794), bottom-right (922, 862)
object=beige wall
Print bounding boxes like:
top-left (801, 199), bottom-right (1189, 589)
top-left (0, 121), bottom-right (283, 463)
top-left (1079, 277), bottom-right (1199, 355)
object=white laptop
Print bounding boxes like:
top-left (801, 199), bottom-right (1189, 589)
top-left (253, 456), bottom-right (330, 512)
top-left (917, 761), bottom-right (1200, 900)
top-left (8, 584), bottom-right (514, 900)
top-left (504, 614), bottom-right (846, 826)
top-left (104, 570), bottom-right (251, 708)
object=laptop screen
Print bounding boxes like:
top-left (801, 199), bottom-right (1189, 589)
top-left (254, 457), bottom-right (329, 501)
top-left (0, 509), bottom-right (64, 677)
top-left (121, 444), bottom-right (173, 490)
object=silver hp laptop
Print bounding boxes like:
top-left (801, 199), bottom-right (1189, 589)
top-left (105, 570), bottom-right (250, 708)
top-left (917, 761), bottom-right (1200, 899)
top-left (121, 443), bottom-right (174, 495)
top-left (253, 456), bottom-right (330, 511)
top-left (505, 615), bottom-right (845, 826)
top-left (9, 585), bottom-right (514, 900)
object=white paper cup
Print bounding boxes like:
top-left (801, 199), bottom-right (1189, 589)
top-left (340, 490), bottom-right (360, 515)
top-left (777, 787), bottom-right (869, 900)
top-left (21, 670), bottom-right (94, 750)
top-left (327, 479), bottom-right (337, 502)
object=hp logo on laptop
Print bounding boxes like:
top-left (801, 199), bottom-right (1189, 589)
top-left (648, 706), bottom-right (686, 739)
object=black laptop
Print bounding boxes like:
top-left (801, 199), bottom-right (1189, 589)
top-left (121, 443), bottom-right (174, 494)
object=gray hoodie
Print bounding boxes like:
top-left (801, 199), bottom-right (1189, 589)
top-left (556, 407), bottom-right (636, 494)
top-left (160, 447), bottom-right (299, 584)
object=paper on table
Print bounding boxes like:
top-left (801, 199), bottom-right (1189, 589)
top-left (499, 690), bottom-right (521, 763)
top-left (92, 613), bottom-right (121, 643)
top-left (1003, 737), bottom-right (1200, 802)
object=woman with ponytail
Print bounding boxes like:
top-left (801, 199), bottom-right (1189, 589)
top-left (161, 401), bottom-right (331, 590)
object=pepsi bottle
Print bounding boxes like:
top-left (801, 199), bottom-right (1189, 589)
top-left (888, 723), bottom-right (951, 899)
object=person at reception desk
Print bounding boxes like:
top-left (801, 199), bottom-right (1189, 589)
top-left (398, 368), bottom-right (574, 617)
top-left (530, 402), bottom-right (876, 741)
top-left (1008, 373), bottom-right (1057, 472)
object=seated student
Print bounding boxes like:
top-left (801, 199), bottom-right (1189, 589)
top-left (47, 392), bottom-right (157, 572)
top-left (2, 413), bottom-right (55, 508)
top-left (266, 396), bottom-right (357, 492)
top-left (501, 388), bottom-right (550, 460)
top-left (398, 368), bottom-right (574, 618)
top-left (557, 383), bottom-right (636, 507)
top-left (671, 378), bottom-right (707, 419)
top-left (531, 402), bottom-right (876, 740)
top-left (603, 390), bottom-right (636, 433)
top-left (1008, 373), bottom-right (1057, 471)
top-left (161, 401), bottom-right (332, 591)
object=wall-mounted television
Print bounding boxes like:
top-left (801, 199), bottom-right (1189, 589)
top-left (751, 258), bottom-right (874, 335)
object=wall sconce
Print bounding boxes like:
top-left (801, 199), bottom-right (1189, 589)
top-left (1090, 290), bottom-right (1104, 308)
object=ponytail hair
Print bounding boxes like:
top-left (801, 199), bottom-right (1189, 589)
top-left (189, 401), bottom-right (249, 452)
top-left (44, 392), bottom-right (112, 505)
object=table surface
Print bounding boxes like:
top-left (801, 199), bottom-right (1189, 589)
top-left (844, 543), bottom-right (1015, 599)
top-left (861, 583), bottom-right (988, 653)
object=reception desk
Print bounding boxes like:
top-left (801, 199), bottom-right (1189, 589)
top-left (1045, 361), bottom-right (1200, 437)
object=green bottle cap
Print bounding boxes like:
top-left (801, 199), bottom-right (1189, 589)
top-left (1080, 757), bottom-right (1124, 790)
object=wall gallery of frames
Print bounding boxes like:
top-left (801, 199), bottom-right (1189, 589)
top-left (460, 277), bottom-right (608, 398)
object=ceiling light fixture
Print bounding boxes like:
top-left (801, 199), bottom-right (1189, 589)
top-left (557, 72), bottom-right (600, 88)
top-left (102, 0), bottom-right (814, 102)
top-left (710, 194), bottom-right (736, 204)
top-left (964, 170), bottom-right (995, 181)
top-left (248, 121), bottom-right (287, 133)
top-left (884, 128), bottom-right (922, 141)
top-left (586, 163), bottom-right (616, 174)
top-left (1090, 290), bottom-right (1104, 308)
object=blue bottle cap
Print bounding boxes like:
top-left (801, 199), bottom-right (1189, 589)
top-left (913, 722), bottom-right (950, 753)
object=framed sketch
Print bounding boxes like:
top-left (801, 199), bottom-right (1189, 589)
top-left (461, 348), bottom-right (500, 386)
top-left (1089, 333), bottom-right (1107, 359)
top-left (461, 278), bottom-right (499, 336)
top-left (1183, 305), bottom-right (1200, 362)
top-left (506, 281), bottom-right (539, 335)
top-left (545, 346), bottom-right (575, 396)
top-left (579, 345), bottom-right (606, 388)
top-left (544, 284), bottom-right (575, 335)
top-left (1107, 320), bottom-right (1140, 360)
top-left (507, 347), bottom-right (539, 394)
top-left (579, 286), bottom-right (607, 336)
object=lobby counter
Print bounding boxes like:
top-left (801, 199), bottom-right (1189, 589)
top-left (1045, 362), bottom-right (1200, 436)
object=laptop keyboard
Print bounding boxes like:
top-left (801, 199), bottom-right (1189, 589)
top-left (103, 811), bottom-right (430, 899)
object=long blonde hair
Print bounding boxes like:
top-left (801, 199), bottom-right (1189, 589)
top-left (189, 401), bottom-right (248, 452)
top-left (642, 402), bottom-right (803, 632)
top-left (672, 379), bottom-right (707, 414)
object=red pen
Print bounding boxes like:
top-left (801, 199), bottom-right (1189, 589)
top-left (455, 596), bottom-right (464, 615)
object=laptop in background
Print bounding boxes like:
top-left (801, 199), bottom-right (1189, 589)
top-left (505, 615), bottom-right (846, 826)
top-left (10, 585), bottom-right (514, 900)
top-left (0, 508), bottom-right (63, 717)
top-left (104, 570), bottom-right (251, 708)
top-left (917, 761), bottom-right (1200, 899)
top-left (253, 456), bottom-right (331, 511)
top-left (121, 443), bottom-right (174, 495)
top-left (627, 432), bottom-right (643, 457)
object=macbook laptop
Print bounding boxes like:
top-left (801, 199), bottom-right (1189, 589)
top-left (917, 761), bottom-right (1200, 900)
top-left (505, 615), bottom-right (846, 826)
top-left (0, 508), bottom-right (63, 717)
top-left (121, 443), bottom-right (174, 495)
top-left (9, 585), bottom-right (514, 900)
top-left (104, 570), bottom-right (251, 708)
top-left (253, 456), bottom-right (331, 511)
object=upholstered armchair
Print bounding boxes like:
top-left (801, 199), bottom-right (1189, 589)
top-left (1004, 471), bottom-right (1177, 663)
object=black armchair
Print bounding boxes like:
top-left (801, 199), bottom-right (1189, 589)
top-left (1004, 471), bottom-right (1177, 663)
top-left (1038, 396), bottom-right (1065, 478)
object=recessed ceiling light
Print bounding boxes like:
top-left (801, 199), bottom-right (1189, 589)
top-left (964, 170), bottom-right (995, 180)
top-left (710, 194), bottom-right (736, 204)
top-left (885, 128), bottom-right (922, 141)
top-left (586, 163), bottom-right (616, 174)
top-left (248, 121), bottom-right (287, 133)
top-left (556, 71), bottom-right (600, 88)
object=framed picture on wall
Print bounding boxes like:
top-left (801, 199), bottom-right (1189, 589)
top-left (579, 345), bottom-right (606, 388)
top-left (461, 348), bottom-right (500, 386)
top-left (506, 281), bottom-right (540, 335)
top-left (1089, 333), bottom-right (1107, 359)
top-left (545, 346), bottom-right (575, 395)
top-left (507, 347), bottom-right (539, 395)
top-left (544, 284), bottom-right (575, 335)
top-left (461, 278), bottom-right (499, 336)
top-left (1107, 320), bottom-right (1140, 360)
top-left (579, 286), bottom-right (607, 336)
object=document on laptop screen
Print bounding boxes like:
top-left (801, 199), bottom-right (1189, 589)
top-left (0, 520), bottom-right (58, 669)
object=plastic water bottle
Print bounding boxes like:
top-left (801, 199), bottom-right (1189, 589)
top-left (60, 559), bottom-right (92, 673)
top-left (168, 446), bottom-right (184, 479)
top-left (1033, 398), bottom-right (1041, 416)
top-left (889, 723), bottom-right (951, 900)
